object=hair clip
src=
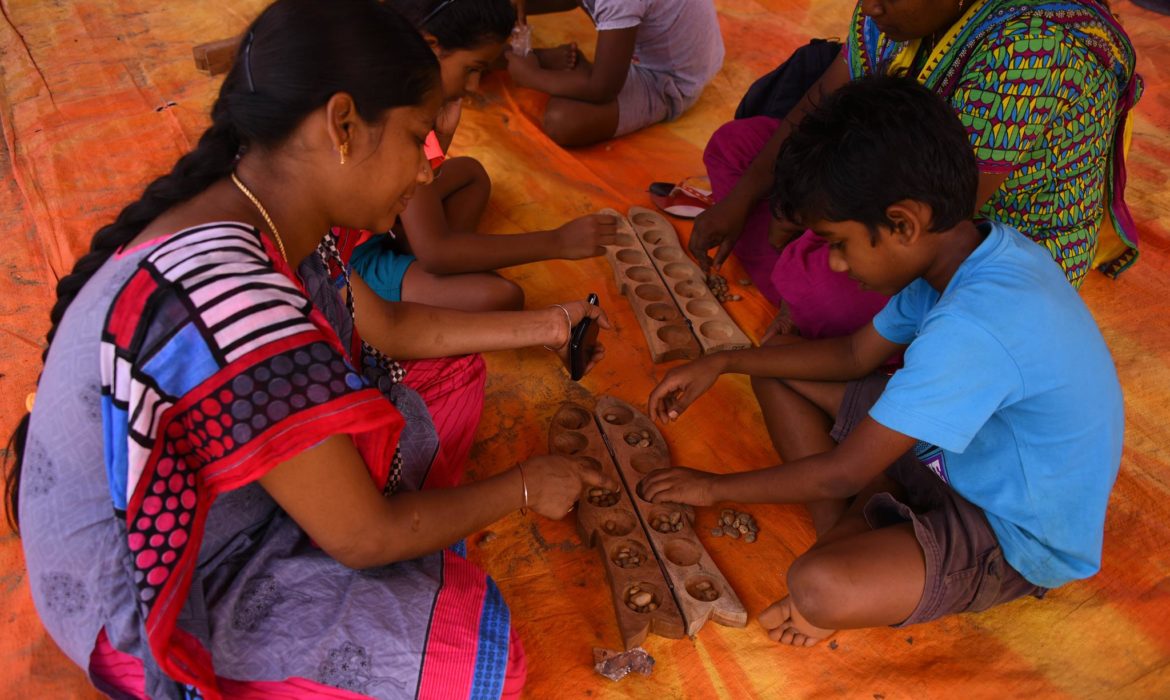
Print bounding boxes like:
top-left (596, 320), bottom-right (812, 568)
top-left (242, 31), bottom-right (256, 93)
top-left (419, 0), bottom-right (458, 28)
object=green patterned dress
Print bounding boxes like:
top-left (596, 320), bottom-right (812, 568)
top-left (846, 0), bottom-right (1140, 284)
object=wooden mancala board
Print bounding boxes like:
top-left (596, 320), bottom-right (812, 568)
top-left (599, 208), bottom-right (701, 362)
top-left (626, 207), bottom-right (753, 355)
top-left (548, 396), bottom-right (747, 649)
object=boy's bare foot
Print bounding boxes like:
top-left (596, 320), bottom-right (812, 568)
top-left (535, 43), bottom-right (579, 71)
top-left (757, 597), bottom-right (835, 647)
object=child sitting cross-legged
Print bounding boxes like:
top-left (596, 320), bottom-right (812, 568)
top-left (642, 75), bottom-right (1124, 646)
top-left (508, 0), bottom-right (724, 147)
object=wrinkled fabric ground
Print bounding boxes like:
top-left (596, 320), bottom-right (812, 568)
top-left (2, 1), bottom-right (1168, 697)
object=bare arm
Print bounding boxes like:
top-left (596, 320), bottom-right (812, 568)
top-left (260, 435), bottom-right (614, 569)
top-left (737, 57), bottom-right (852, 205)
top-left (639, 417), bottom-right (916, 506)
top-left (976, 171), bottom-right (1009, 211)
top-left (714, 322), bottom-right (897, 379)
top-left (648, 323), bottom-right (904, 422)
top-left (349, 272), bottom-right (610, 359)
top-left (508, 27), bottom-right (637, 103)
top-left (689, 55), bottom-right (852, 269)
top-left (726, 74), bottom-right (1011, 222)
top-left (400, 186), bottom-right (617, 273)
top-left (713, 418), bottom-right (915, 502)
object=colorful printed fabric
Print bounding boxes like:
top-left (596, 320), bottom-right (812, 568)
top-left (846, 0), bottom-right (1140, 284)
top-left (99, 224), bottom-right (402, 695)
top-left (326, 226), bottom-right (489, 489)
top-left (21, 223), bottom-right (515, 700)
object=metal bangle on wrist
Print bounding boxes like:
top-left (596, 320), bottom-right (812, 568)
top-left (542, 304), bottom-right (572, 351)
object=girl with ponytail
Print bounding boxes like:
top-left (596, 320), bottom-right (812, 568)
top-left (5, 1), bottom-right (611, 698)
top-left (347, 0), bottom-right (620, 313)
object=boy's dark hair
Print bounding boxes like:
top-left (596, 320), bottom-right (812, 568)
top-left (4, 0), bottom-right (439, 533)
top-left (397, 0), bottom-right (517, 50)
top-left (771, 74), bottom-right (978, 241)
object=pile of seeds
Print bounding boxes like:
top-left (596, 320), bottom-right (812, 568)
top-left (710, 509), bottom-right (758, 543)
top-left (613, 545), bottom-right (643, 569)
top-left (706, 272), bottom-right (742, 302)
top-left (690, 580), bottom-right (719, 602)
top-left (587, 487), bottom-right (620, 507)
top-left (625, 586), bottom-right (659, 613)
top-left (651, 510), bottom-right (684, 533)
top-left (624, 429), bottom-right (653, 448)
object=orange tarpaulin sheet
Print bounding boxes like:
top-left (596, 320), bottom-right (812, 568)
top-left (2, 1), bottom-right (1169, 698)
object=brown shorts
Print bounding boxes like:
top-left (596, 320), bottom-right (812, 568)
top-left (832, 374), bottom-right (1048, 627)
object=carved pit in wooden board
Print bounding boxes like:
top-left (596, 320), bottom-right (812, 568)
top-left (599, 208), bottom-right (701, 363)
top-left (626, 207), bottom-right (753, 355)
top-left (548, 397), bottom-right (747, 648)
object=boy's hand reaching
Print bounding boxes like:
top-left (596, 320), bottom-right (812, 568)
top-left (648, 356), bottom-right (722, 422)
top-left (638, 467), bottom-right (718, 506)
top-left (555, 213), bottom-right (618, 259)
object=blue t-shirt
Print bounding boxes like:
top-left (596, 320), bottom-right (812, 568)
top-left (870, 222), bottom-right (1123, 589)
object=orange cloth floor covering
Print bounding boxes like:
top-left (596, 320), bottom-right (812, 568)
top-left (2, 1), bottom-right (1169, 698)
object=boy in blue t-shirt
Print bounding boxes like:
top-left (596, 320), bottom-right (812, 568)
top-left (641, 75), bottom-right (1124, 646)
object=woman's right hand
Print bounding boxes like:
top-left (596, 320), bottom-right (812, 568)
top-left (555, 213), bottom-right (618, 259)
top-left (688, 195), bottom-right (752, 272)
top-left (521, 455), bottom-right (617, 519)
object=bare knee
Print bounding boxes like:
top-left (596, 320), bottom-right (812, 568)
top-left (542, 101), bottom-right (580, 146)
top-left (786, 553), bottom-right (841, 628)
top-left (750, 373), bottom-right (782, 399)
top-left (484, 276), bottom-right (524, 311)
top-left (750, 370), bottom-right (804, 406)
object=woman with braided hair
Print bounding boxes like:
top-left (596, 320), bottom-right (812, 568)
top-left (347, 0), bottom-right (619, 314)
top-left (4, 1), bottom-right (611, 698)
top-left (693, 0), bottom-right (1139, 340)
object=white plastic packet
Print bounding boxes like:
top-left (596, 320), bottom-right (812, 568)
top-left (509, 24), bottom-right (532, 56)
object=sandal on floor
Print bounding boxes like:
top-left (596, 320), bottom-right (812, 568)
top-left (648, 176), bottom-right (714, 219)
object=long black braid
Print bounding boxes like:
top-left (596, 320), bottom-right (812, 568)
top-left (5, 0), bottom-right (439, 532)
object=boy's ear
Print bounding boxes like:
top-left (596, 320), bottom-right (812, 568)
top-left (886, 200), bottom-right (933, 246)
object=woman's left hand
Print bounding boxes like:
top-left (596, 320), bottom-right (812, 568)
top-left (638, 466), bottom-right (719, 506)
top-left (547, 299), bottom-right (611, 376)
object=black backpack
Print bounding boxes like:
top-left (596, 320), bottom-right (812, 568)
top-left (734, 38), bottom-right (843, 120)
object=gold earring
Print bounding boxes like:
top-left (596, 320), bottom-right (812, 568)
top-left (339, 142), bottom-right (349, 165)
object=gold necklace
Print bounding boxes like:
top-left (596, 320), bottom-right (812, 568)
top-left (230, 171), bottom-right (288, 261)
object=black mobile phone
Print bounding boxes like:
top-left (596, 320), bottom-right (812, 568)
top-left (569, 293), bottom-right (600, 381)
